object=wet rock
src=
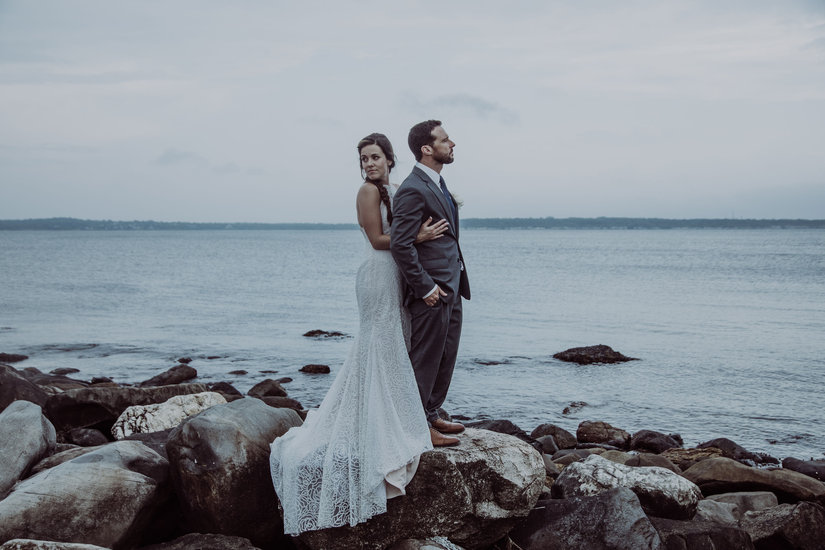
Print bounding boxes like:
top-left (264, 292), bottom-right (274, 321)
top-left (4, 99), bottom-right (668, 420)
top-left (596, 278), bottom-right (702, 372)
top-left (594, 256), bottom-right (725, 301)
top-left (258, 396), bottom-right (303, 411)
top-left (649, 517), bottom-right (754, 549)
top-left (0, 440), bottom-right (169, 550)
top-left (694, 499), bottom-right (739, 525)
top-left (782, 457), bottom-right (825, 482)
top-left (682, 457), bottom-right (825, 503)
top-left (19, 367), bottom-right (89, 391)
top-left (552, 344), bottom-right (638, 364)
top-left (176, 357), bottom-right (192, 364)
top-left (706, 491), bottom-right (779, 520)
top-left (631, 430), bottom-right (682, 454)
top-left (535, 435), bottom-right (559, 455)
top-left (66, 427), bottom-right (109, 446)
top-left (552, 454), bottom-right (703, 520)
top-left (50, 368), bottom-right (80, 375)
top-left (510, 488), bottom-right (663, 550)
top-left (123, 428), bottom-right (175, 461)
top-left (111, 391), bottom-right (226, 439)
top-left (89, 377), bottom-right (113, 385)
top-left (228, 370), bottom-right (247, 375)
top-left (138, 364), bottom-right (197, 387)
top-left (30, 445), bottom-right (100, 476)
top-left (739, 501), bottom-right (825, 549)
top-left (562, 400), bottom-right (588, 415)
top-left (0, 401), bottom-right (56, 498)
top-left (44, 383), bottom-right (210, 432)
top-left (529, 423), bottom-right (577, 449)
top-left (275, 377), bottom-right (292, 384)
top-left (661, 446), bottom-right (724, 471)
top-left (138, 533), bottom-right (262, 550)
top-left (0, 541), bottom-right (111, 549)
top-left (299, 364), bottom-right (330, 374)
top-left (0, 353), bottom-right (28, 363)
top-left (577, 420), bottom-right (631, 448)
top-left (207, 381), bottom-right (243, 397)
top-left (464, 418), bottom-right (537, 450)
top-left (166, 398), bottom-right (301, 548)
top-left (551, 448), bottom-right (605, 465)
top-left (302, 329), bottom-right (348, 339)
top-left (697, 437), bottom-right (778, 465)
top-left (247, 379), bottom-right (287, 398)
top-left (299, 428), bottom-right (544, 550)
top-left (600, 450), bottom-right (681, 473)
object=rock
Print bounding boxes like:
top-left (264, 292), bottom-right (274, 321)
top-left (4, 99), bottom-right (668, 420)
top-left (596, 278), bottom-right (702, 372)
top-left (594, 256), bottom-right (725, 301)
top-left (649, 517), bottom-right (755, 549)
top-left (631, 430), bottom-right (682, 454)
top-left (739, 501), bottom-right (825, 549)
top-left (552, 344), bottom-right (638, 364)
top-left (562, 400), bottom-right (588, 415)
top-left (302, 329), bottom-right (348, 339)
top-left (510, 488), bottom-right (663, 550)
top-left (176, 357), bottom-right (192, 364)
top-left (30, 446), bottom-right (102, 476)
top-left (207, 381), bottom-right (243, 397)
top-left (227, 370), bottom-right (247, 375)
top-left (276, 377), bottom-right (292, 384)
top-left (0, 401), bottom-right (56, 498)
top-left (0, 542), bottom-right (88, 550)
top-left (542, 454), bottom-right (561, 477)
top-left (388, 538), bottom-right (465, 550)
top-left (298, 428), bottom-right (544, 550)
top-left (299, 364), bottom-right (330, 374)
top-left (66, 427), bottom-right (109, 446)
top-left (111, 391), bottom-right (226, 439)
top-left (551, 448), bottom-right (604, 465)
top-left (166, 398), bottom-right (302, 549)
top-left (577, 420), bottom-right (631, 448)
top-left (534, 435), bottom-right (559, 455)
top-left (694, 499), bottom-right (739, 525)
top-left (89, 377), bottom-right (113, 385)
top-left (783, 457), bottom-right (825, 482)
top-left (258, 396), bottom-right (303, 410)
top-left (697, 437), bottom-right (778, 465)
top-left (50, 368), bottom-right (80, 375)
top-left (0, 440), bottom-right (169, 550)
top-left (0, 353), bottom-right (28, 363)
top-left (529, 423), bottom-right (577, 448)
top-left (137, 533), bottom-right (262, 550)
top-left (551, 454), bottom-right (703, 520)
top-left (661, 446), bottom-right (724, 471)
top-left (706, 491), bottom-right (779, 520)
top-left (124, 429), bottom-right (175, 461)
top-left (19, 367), bottom-right (89, 391)
top-left (138, 365), bottom-right (197, 387)
top-left (0, 365), bottom-right (48, 412)
top-left (464, 419), bottom-right (536, 449)
top-left (681, 457), bottom-right (825, 503)
top-left (247, 379), bottom-right (287, 398)
top-left (44, 383), bottom-right (210, 432)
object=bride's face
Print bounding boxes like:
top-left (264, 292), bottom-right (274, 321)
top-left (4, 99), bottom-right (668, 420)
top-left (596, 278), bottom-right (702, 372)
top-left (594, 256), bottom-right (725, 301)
top-left (360, 144), bottom-right (390, 182)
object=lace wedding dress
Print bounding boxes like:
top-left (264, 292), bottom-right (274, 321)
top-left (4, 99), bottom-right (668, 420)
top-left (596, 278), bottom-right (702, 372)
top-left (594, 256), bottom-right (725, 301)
top-left (270, 184), bottom-right (432, 535)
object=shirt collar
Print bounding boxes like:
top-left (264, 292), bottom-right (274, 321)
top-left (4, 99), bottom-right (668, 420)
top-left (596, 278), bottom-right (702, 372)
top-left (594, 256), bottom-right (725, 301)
top-left (415, 162), bottom-right (441, 186)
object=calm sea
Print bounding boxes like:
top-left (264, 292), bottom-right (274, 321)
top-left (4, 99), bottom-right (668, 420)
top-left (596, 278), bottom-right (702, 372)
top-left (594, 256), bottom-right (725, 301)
top-left (1, 229), bottom-right (823, 460)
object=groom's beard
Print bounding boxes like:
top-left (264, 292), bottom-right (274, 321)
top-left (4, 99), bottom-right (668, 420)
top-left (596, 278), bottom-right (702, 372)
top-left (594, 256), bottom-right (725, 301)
top-left (433, 150), bottom-right (454, 165)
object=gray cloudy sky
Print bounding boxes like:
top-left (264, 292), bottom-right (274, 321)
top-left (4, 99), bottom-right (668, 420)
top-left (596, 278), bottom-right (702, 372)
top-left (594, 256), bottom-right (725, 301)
top-left (1, 0), bottom-right (824, 222)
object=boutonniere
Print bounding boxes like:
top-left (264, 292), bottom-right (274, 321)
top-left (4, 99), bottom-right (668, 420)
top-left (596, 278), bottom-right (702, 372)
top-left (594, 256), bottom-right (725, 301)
top-left (451, 193), bottom-right (464, 209)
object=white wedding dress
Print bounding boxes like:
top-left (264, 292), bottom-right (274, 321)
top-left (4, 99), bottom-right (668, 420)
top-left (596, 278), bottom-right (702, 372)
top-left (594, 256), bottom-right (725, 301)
top-left (270, 184), bottom-right (432, 535)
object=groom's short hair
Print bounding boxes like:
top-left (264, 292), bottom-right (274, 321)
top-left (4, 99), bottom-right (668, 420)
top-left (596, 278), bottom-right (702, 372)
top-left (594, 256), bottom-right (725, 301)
top-left (408, 120), bottom-right (442, 162)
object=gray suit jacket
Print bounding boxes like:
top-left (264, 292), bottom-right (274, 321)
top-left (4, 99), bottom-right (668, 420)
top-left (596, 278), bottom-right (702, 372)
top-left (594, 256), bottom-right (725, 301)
top-left (390, 166), bottom-right (470, 306)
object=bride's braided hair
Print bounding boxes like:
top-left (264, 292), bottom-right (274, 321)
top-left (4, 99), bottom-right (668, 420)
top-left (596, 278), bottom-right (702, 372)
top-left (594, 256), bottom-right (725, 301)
top-left (357, 133), bottom-right (396, 224)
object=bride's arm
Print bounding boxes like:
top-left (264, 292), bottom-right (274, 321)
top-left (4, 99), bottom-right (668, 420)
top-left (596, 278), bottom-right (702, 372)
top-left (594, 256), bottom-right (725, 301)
top-left (356, 184), bottom-right (390, 250)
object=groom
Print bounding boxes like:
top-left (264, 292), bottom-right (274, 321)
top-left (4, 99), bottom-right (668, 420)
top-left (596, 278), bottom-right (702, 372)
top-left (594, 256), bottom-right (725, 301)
top-left (391, 120), bottom-right (471, 447)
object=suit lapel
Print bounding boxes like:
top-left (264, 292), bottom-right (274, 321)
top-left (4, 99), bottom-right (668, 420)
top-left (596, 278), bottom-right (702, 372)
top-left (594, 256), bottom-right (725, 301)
top-left (413, 166), bottom-right (455, 228)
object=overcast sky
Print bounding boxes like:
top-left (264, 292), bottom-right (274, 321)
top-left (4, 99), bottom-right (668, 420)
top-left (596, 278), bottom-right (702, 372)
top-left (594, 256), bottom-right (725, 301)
top-left (1, 1), bottom-right (824, 222)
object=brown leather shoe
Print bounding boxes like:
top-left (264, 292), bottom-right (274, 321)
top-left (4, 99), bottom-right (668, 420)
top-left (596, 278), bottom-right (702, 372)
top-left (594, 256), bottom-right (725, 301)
top-left (431, 417), bottom-right (465, 434)
top-left (430, 427), bottom-right (460, 447)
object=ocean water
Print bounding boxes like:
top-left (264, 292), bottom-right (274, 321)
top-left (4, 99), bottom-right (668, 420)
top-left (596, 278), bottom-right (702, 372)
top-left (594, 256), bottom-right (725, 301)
top-left (1, 228), bottom-right (823, 460)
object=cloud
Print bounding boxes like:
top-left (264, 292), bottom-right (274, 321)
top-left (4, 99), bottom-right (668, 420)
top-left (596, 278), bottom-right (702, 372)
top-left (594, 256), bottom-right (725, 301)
top-left (155, 149), bottom-right (208, 167)
top-left (401, 93), bottom-right (519, 125)
top-left (154, 148), bottom-right (269, 178)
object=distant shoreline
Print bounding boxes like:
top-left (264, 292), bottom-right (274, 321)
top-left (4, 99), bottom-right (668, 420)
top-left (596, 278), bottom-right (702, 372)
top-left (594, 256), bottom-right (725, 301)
top-left (1, 217), bottom-right (824, 230)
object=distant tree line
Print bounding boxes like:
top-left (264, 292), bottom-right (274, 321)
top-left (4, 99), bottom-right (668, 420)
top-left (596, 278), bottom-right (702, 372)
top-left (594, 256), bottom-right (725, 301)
top-left (1, 216), bottom-right (823, 231)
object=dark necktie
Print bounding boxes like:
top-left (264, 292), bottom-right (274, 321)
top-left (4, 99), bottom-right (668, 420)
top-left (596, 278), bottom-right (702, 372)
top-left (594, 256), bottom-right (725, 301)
top-left (439, 176), bottom-right (457, 221)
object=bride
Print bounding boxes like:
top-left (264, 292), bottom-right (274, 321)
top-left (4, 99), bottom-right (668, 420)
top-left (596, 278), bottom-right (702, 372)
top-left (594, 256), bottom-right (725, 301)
top-left (270, 132), bottom-right (448, 535)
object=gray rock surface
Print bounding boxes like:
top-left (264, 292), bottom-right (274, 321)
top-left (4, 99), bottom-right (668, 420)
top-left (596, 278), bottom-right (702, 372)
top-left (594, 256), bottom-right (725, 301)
top-left (0, 365), bottom-right (48, 413)
top-left (138, 365), bottom-right (197, 387)
top-left (137, 533), bottom-right (262, 550)
top-left (0, 401), bottom-right (56, 498)
top-left (694, 499), bottom-right (739, 525)
top-left (782, 457), bottom-right (825, 482)
top-left (510, 487), bottom-right (663, 550)
top-left (298, 428), bottom-right (545, 550)
top-left (552, 454), bottom-right (703, 519)
top-left (649, 517), bottom-right (755, 550)
top-left (552, 344), bottom-right (638, 364)
top-left (0, 441), bottom-right (169, 550)
top-left (0, 540), bottom-right (111, 550)
top-left (630, 429), bottom-right (682, 454)
top-left (246, 379), bottom-right (287, 398)
top-left (529, 423), bottom-right (577, 448)
top-left (166, 398), bottom-right (301, 549)
top-left (706, 491), bottom-right (779, 521)
top-left (739, 501), bottom-right (825, 550)
top-left (111, 391), bottom-right (226, 439)
top-left (577, 420), bottom-right (631, 448)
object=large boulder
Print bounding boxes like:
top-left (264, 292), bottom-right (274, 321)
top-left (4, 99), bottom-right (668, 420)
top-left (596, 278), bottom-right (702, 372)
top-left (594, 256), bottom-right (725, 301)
top-left (0, 401), bottom-right (56, 498)
top-left (551, 454), bottom-right (702, 520)
top-left (630, 430), bottom-right (682, 454)
top-left (138, 365), bottom-right (197, 387)
top-left (706, 491), bottom-right (779, 521)
top-left (697, 437), bottom-right (777, 465)
top-left (111, 391), bottom-right (226, 439)
top-left (739, 501), bottom-right (825, 549)
top-left (577, 420), bottom-right (631, 448)
top-left (247, 379), bottom-right (287, 399)
top-left (0, 441), bottom-right (169, 549)
top-left (782, 457), bottom-right (825, 482)
top-left (529, 423), bottom-right (577, 449)
top-left (0, 365), bottom-right (48, 412)
top-left (661, 447), bottom-right (724, 471)
top-left (0, 541), bottom-right (110, 550)
top-left (681, 457), bottom-right (825, 503)
top-left (45, 383), bottom-right (210, 432)
top-left (166, 398), bottom-right (301, 549)
top-left (510, 487), bottom-right (663, 550)
top-left (17, 368), bottom-right (88, 393)
top-left (649, 517), bottom-right (755, 549)
top-left (298, 428), bottom-right (545, 550)
top-left (600, 450), bottom-right (681, 473)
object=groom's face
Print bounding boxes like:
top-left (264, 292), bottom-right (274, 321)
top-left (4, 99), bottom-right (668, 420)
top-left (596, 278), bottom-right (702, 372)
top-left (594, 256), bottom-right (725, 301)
top-left (429, 126), bottom-right (455, 165)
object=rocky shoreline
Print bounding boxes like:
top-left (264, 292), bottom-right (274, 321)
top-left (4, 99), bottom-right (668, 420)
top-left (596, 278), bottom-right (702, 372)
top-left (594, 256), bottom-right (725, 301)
top-left (2, 353), bottom-right (825, 549)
